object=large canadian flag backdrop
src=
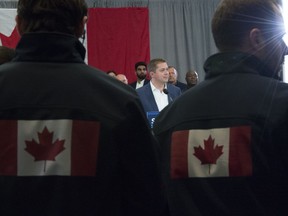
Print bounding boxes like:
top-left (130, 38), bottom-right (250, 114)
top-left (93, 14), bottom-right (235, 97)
top-left (0, 8), bottom-right (150, 83)
top-left (87, 8), bottom-right (150, 83)
top-left (0, 120), bottom-right (100, 176)
top-left (170, 126), bottom-right (252, 178)
top-left (0, 9), bottom-right (20, 47)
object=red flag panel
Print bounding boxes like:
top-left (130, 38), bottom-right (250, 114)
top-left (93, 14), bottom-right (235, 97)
top-left (0, 27), bottom-right (20, 48)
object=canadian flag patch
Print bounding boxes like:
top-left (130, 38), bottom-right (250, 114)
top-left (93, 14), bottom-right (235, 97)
top-left (170, 126), bottom-right (252, 178)
top-left (0, 120), bottom-right (100, 176)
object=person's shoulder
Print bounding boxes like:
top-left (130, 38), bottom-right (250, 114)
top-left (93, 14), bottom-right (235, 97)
top-left (136, 82), bottom-right (151, 92)
top-left (177, 81), bottom-right (187, 87)
top-left (129, 81), bottom-right (137, 87)
top-left (168, 83), bottom-right (181, 92)
top-left (176, 81), bottom-right (187, 90)
top-left (144, 79), bottom-right (150, 84)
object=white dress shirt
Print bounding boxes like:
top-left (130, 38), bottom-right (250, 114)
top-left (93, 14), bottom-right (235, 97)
top-left (136, 79), bottom-right (145, 89)
top-left (150, 82), bottom-right (169, 111)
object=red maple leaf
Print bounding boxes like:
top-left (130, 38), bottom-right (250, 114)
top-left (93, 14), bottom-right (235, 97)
top-left (25, 127), bottom-right (65, 172)
top-left (193, 135), bottom-right (223, 174)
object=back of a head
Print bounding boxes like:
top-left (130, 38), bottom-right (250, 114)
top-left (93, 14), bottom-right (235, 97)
top-left (116, 74), bottom-right (128, 84)
top-left (17, 0), bottom-right (87, 36)
top-left (212, 0), bottom-right (282, 52)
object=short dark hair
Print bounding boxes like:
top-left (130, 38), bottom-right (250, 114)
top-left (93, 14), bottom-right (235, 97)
top-left (134, 61), bottom-right (147, 70)
top-left (147, 58), bottom-right (166, 73)
top-left (17, 0), bottom-right (88, 36)
top-left (212, 0), bottom-right (284, 51)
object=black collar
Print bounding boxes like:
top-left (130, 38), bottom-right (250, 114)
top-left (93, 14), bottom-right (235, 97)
top-left (13, 32), bottom-right (86, 63)
top-left (204, 52), bottom-right (280, 80)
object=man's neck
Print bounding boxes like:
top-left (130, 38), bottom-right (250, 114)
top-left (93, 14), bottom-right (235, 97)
top-left (187, 84), bottom-right (196, 88)
top-left (169, 80), bottom-right (176, 85)
top-left (151, 79), bottom-right (166, 91)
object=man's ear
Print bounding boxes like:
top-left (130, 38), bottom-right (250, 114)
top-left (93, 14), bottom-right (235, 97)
top-left (76, 16), bottom-right (88, 38)
top-left (82, 16), bottom-right (88, 32)
top-left (249, 28), bottom-right (264, 51)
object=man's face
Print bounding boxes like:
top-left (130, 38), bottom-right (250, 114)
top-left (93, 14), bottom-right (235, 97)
top-left (151, 62), bottom-right (169, 84)
top-left (136, 65), bottom-right (147, 80)
top-left (186, 71), bottom-right (198, 85)
top-left (168, 67), bottom-right (177, 84)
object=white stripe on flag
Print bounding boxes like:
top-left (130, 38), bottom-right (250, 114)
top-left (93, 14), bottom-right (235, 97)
top-left (18, 120), bottom-right (72, 176)
top-left (187, 128), bottom-right (229, 177)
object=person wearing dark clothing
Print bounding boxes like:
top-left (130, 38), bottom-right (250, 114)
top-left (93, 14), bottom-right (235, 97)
top-left (168, 66), bottom-right (187, 92)
top-left (185, 69), bottom-right (198, 89)
top-left (153, 0), bottom-right (288, 215)
top-left (0, 1), bottom-right (166, 215)
top-left (137, 59), bottom-right (181, 114)
top-left (130, 61), bottom-right (150, 89)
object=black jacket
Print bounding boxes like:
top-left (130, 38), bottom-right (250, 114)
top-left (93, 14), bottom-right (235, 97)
top-left (174, 80), bottom-right (187, 93)
top-left (0, 32), bottom-right (165, 216)
top-left (154, 52), bottom-right (288, 216)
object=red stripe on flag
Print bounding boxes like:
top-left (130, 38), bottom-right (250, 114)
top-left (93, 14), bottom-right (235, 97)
top-left (0, 120), bottom-right (17, 175)
top-left (71, 121), bottom-right (100, 176)
top-left (171, 130), bottom-right (189, 179)
top-left (229, 126), bottom-right (252, 176)
top-left (0, 27), bottom-right (20, 48)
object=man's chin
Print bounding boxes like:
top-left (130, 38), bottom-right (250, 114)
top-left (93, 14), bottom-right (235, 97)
top-left (137, 74), bottom-right (147, 80)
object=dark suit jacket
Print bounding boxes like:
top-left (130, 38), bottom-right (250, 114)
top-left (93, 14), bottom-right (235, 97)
top-left (130, 79), bottom-right (150, 89)
top-left (175, 81), bottom-right (188, 93)
top-left (136, 82), bottom-right (181, 113)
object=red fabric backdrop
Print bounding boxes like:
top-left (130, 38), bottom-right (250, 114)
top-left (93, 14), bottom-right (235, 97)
top-left (87, 8), bottom-right (150, 83)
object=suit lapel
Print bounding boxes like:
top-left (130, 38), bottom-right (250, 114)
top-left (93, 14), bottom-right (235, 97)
top-left (147, 83), bottom-right (159, 111)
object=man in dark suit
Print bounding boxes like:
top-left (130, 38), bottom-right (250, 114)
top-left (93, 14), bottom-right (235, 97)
top-left (168, 66), bottom-right (187, 93)
top-left (130, 61), bottom-right (150, 89)
top-left (136, 58), bottom-right (181, 114)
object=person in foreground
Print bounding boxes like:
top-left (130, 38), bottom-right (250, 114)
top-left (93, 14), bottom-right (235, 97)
top-left (153, 0), bottom-right (288, 215)
top-left (0, 0), bottom-right (166, 215)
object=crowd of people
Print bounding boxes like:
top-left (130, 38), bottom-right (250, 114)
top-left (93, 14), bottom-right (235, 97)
top-left (0, 0), bottom-right (288, 215)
